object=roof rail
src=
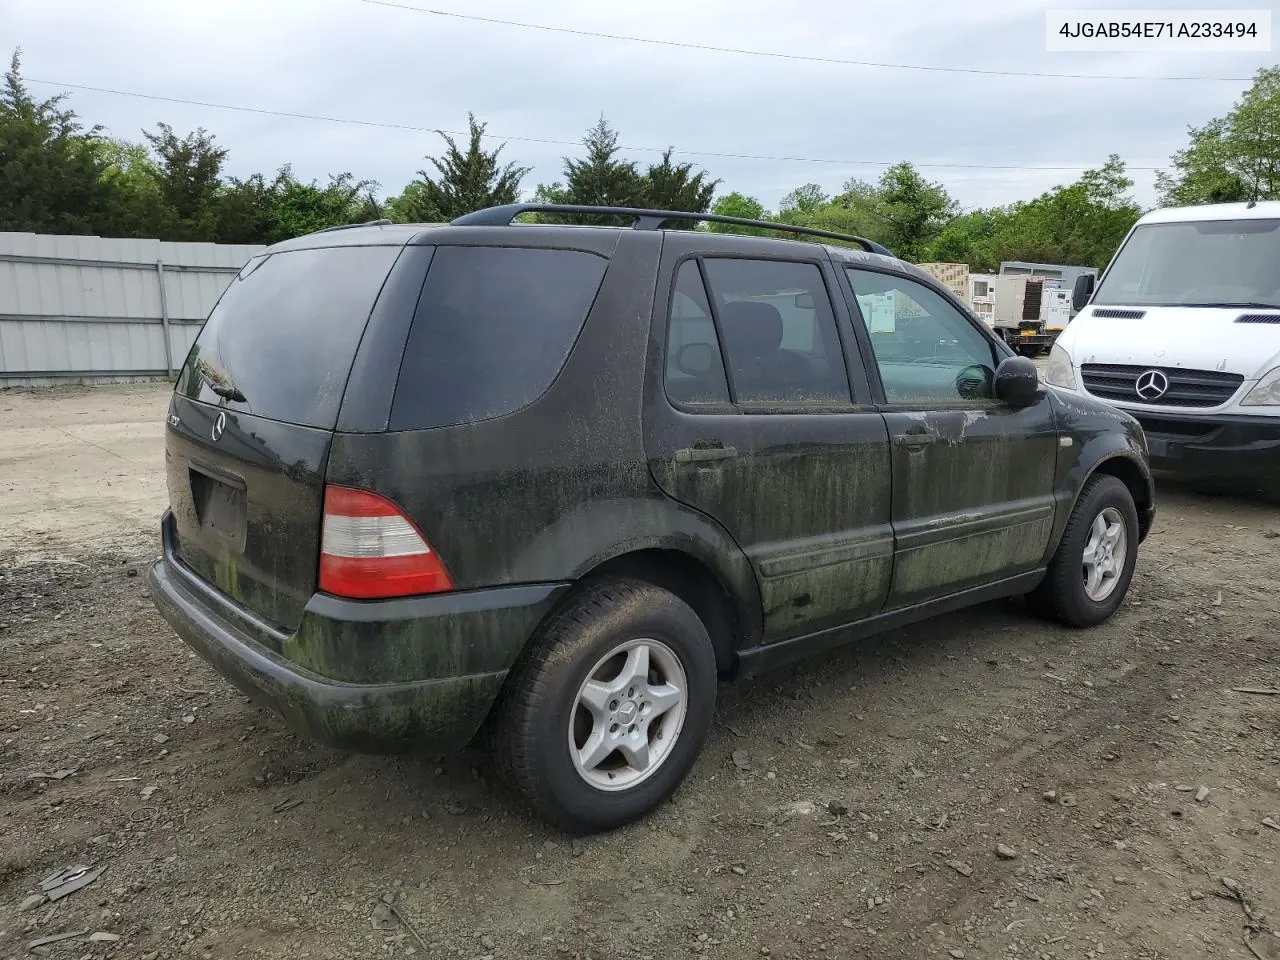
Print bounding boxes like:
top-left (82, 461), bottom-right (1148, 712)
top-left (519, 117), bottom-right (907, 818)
top-left (449, 204), bottom-right (894, 256)
top-left (312, 218), bottom-right (393, 234)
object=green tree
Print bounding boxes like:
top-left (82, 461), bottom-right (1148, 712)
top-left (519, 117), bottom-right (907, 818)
top-left (535, 115), bottom-right (645, 221)
top-left (94, 138), bottom-right (172, 238)
top-left (384, 181), bottom-right (439, 224)
top-left (0, 50), bottom-right (118, 234)
top-left (988, 155), bottom-right (1141, 268)
top-left (254, 167), bottom-right (381, 245)
top-left (641, 148), bottom-right (718, 226)
top-left (387, 113), bottom-right (528, 222)
top-left (788, 179), bottom-right (878, 246)
top-left (777, 183), bottom-right (828, 221)
top-left (142, 122), bottom-right (228, 240)
top-left (802, 203), bottom-right (880, 248)
top-left (771, 164), bottom-right (954, 258)
top-left (872, 162), bottom-right (958, 262)
top-left (912, 157), bottom-right (1139, 271)
top-left (1158, 66), bottom-right (1280, 205)
top-left (706, 191), bottom-right (772, 235)
top-left (710, 191), bottom-right (766, 221)
top-left (922, 209), bottom-right (1006, 271)
top-left (213, 173), bottom-right (269, 245)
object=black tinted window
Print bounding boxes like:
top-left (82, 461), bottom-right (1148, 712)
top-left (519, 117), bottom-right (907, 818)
top-left (390, 246), bottom-right (607, 430)
top-left (176, 245), bottom-right (401, 429)
top-left (846, 268), bottom-right (996, 403)
top-left (665, 261), bottom-right (730, 405)
top-left (701, 259), bottom-right (850, 404)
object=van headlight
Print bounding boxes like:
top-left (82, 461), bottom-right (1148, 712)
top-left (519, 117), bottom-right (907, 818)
top-left (1241, 367), bottom-right (1280, 406)
top-left (1045, 343), bottom-right (1077, 390)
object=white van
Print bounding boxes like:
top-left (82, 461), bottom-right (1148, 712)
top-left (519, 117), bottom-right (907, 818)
top-left (1045, 201), bottom-right (1280, 488)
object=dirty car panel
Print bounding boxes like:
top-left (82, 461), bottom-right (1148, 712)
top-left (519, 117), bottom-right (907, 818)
top-left (146, 209), bottom-right (1156, 809)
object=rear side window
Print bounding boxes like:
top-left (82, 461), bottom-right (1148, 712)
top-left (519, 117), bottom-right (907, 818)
top-left (176, 245), bottom-right (402, 429)
top-left (665, 261), bottom-right (731, 405)
top-left (389, 246), bottom-right (607, 430)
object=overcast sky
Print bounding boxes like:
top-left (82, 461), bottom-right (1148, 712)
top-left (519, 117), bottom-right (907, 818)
top-left (3, 0), bottom-right (1275, 213)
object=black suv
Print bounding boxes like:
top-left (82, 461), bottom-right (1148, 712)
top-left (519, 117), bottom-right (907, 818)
top-left (147, 204), bottom-right (1155, 832)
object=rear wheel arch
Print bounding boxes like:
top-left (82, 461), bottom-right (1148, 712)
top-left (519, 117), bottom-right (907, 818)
top-left (492, 576), bottom-right (718, 832)
top-left (570, 547), bottom-right (755, 676)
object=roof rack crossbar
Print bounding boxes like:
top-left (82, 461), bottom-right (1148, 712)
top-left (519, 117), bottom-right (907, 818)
top-left (313, 218), bottom-right (393, 234)
top-left (448, 204), bottom-right (893, 256)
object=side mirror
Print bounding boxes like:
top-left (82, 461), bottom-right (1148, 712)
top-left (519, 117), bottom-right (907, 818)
top-left (994, 355), bottom-right (1044, 408)
top-left (1072, 273), bottom-right (1096, 312)
top-left (676, 342), bottom-right (716, 376)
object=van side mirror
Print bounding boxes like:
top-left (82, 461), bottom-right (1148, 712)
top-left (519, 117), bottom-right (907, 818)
top-left (1072, 274), bottom-right (1096, 311)
top-left (994, 356), bottom-right (1044, 408)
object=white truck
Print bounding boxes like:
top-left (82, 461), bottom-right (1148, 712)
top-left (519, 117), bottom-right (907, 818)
top-left (988, 275), bottom-right (1068, 355)
top-left (1045, 201), bottom-right (1280, 491)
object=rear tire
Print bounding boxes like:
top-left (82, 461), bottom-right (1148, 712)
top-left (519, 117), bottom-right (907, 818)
top-left (494, 578), bottom-right (717, 833)
top-left (1030, 475), bottom-right (1139, 627)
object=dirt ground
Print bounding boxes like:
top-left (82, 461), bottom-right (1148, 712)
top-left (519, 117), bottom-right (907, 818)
top-left (1, 382), bottom-right (1278, 960)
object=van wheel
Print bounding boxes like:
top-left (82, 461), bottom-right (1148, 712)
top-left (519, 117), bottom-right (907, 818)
top-left (494, 578), bottom-right (716, 833)
top-left (1030, 475), bottom-right (1139, 627)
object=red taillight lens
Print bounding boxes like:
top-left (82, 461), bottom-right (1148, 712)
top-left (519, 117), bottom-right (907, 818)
top-left (318, 485), bottom-right (453, 599)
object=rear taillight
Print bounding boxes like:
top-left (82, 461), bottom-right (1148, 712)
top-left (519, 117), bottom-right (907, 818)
top-left (318, 485), bottom-right (453, 599)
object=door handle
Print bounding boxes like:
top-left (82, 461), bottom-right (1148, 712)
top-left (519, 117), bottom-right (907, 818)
top-left (675, 444), bottom-right (738, 464)
top-left (894, 431), bottom-right (936, 447)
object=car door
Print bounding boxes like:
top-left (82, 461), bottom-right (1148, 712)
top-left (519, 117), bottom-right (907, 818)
top-left (839, 264), bottom-right (1059, 609)
top-left (644, 233), bottom-right (893, 644)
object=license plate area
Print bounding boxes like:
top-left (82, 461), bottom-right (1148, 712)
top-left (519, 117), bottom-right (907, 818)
top-left (1146, 437), bottom-right (1178, 459)
top-left (189, 464), bottom-right (248, 551)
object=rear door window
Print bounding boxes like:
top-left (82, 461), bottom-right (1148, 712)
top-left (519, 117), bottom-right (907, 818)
top-left (700, 258), bottom-right (851, 404)
top-left (176, 245), bottom-right (403, 429)
top-left (389, 246), bottom-right (608, 430)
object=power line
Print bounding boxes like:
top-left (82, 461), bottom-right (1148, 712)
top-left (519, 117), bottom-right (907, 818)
top-left (359, 0), bottom-right (1253, 83)
top-left (26, 77), bottom-right (1166, 173)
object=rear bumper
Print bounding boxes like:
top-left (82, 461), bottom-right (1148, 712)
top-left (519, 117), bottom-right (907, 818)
top-left (1133, 412), bottom-right (1280, 487)
top-left (147, 512), bottom-right (568, 753)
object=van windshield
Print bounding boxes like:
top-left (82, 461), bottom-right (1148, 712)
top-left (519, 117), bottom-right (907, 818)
top-left (1093, 218), bottom-right (1280, 308)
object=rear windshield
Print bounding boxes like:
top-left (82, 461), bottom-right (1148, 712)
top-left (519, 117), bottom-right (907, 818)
top-left (388, 246), bottom-right (607, 431)
top-left (176, 245), bottom-right (402, 429)
top-left (1094, 219), bottom-right (1280, 308)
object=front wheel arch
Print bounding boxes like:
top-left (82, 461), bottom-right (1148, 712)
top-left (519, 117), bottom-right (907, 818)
top-left (1031, 473), bottom-right (1140, 627)
top-left (1083, 454), bottom-right (1154, 542)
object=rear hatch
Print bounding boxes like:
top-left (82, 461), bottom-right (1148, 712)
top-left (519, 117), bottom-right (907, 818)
top-left (164, 242), bottom-right (405, 631)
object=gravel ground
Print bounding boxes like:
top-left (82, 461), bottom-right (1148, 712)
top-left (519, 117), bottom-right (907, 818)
top-left (1, 382), bottom-right (1277, 960)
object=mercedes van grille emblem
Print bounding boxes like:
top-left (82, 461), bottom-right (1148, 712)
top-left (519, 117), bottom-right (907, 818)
top-left (212, 411), bottom-right (227, 442)
top-left (1134, 370), bottom-right (1169, 401)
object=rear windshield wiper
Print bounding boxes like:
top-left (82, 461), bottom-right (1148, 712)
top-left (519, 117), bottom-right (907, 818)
top-left (194, 361), bottom-right (248, 404)
top-left (209, 383), bottom-right (247, 403)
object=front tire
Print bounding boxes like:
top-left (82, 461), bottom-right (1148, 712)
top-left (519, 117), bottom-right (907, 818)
top-left (494, 578), bottom-right (717, 833)
top-left (1030, 475), bottom-right (1139, 627)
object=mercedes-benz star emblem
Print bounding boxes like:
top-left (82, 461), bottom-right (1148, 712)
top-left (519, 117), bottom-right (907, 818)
top-left (211, 411), bottom-right (227, 442)
top-left (1134, 369), bottom-right (1169, 401)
